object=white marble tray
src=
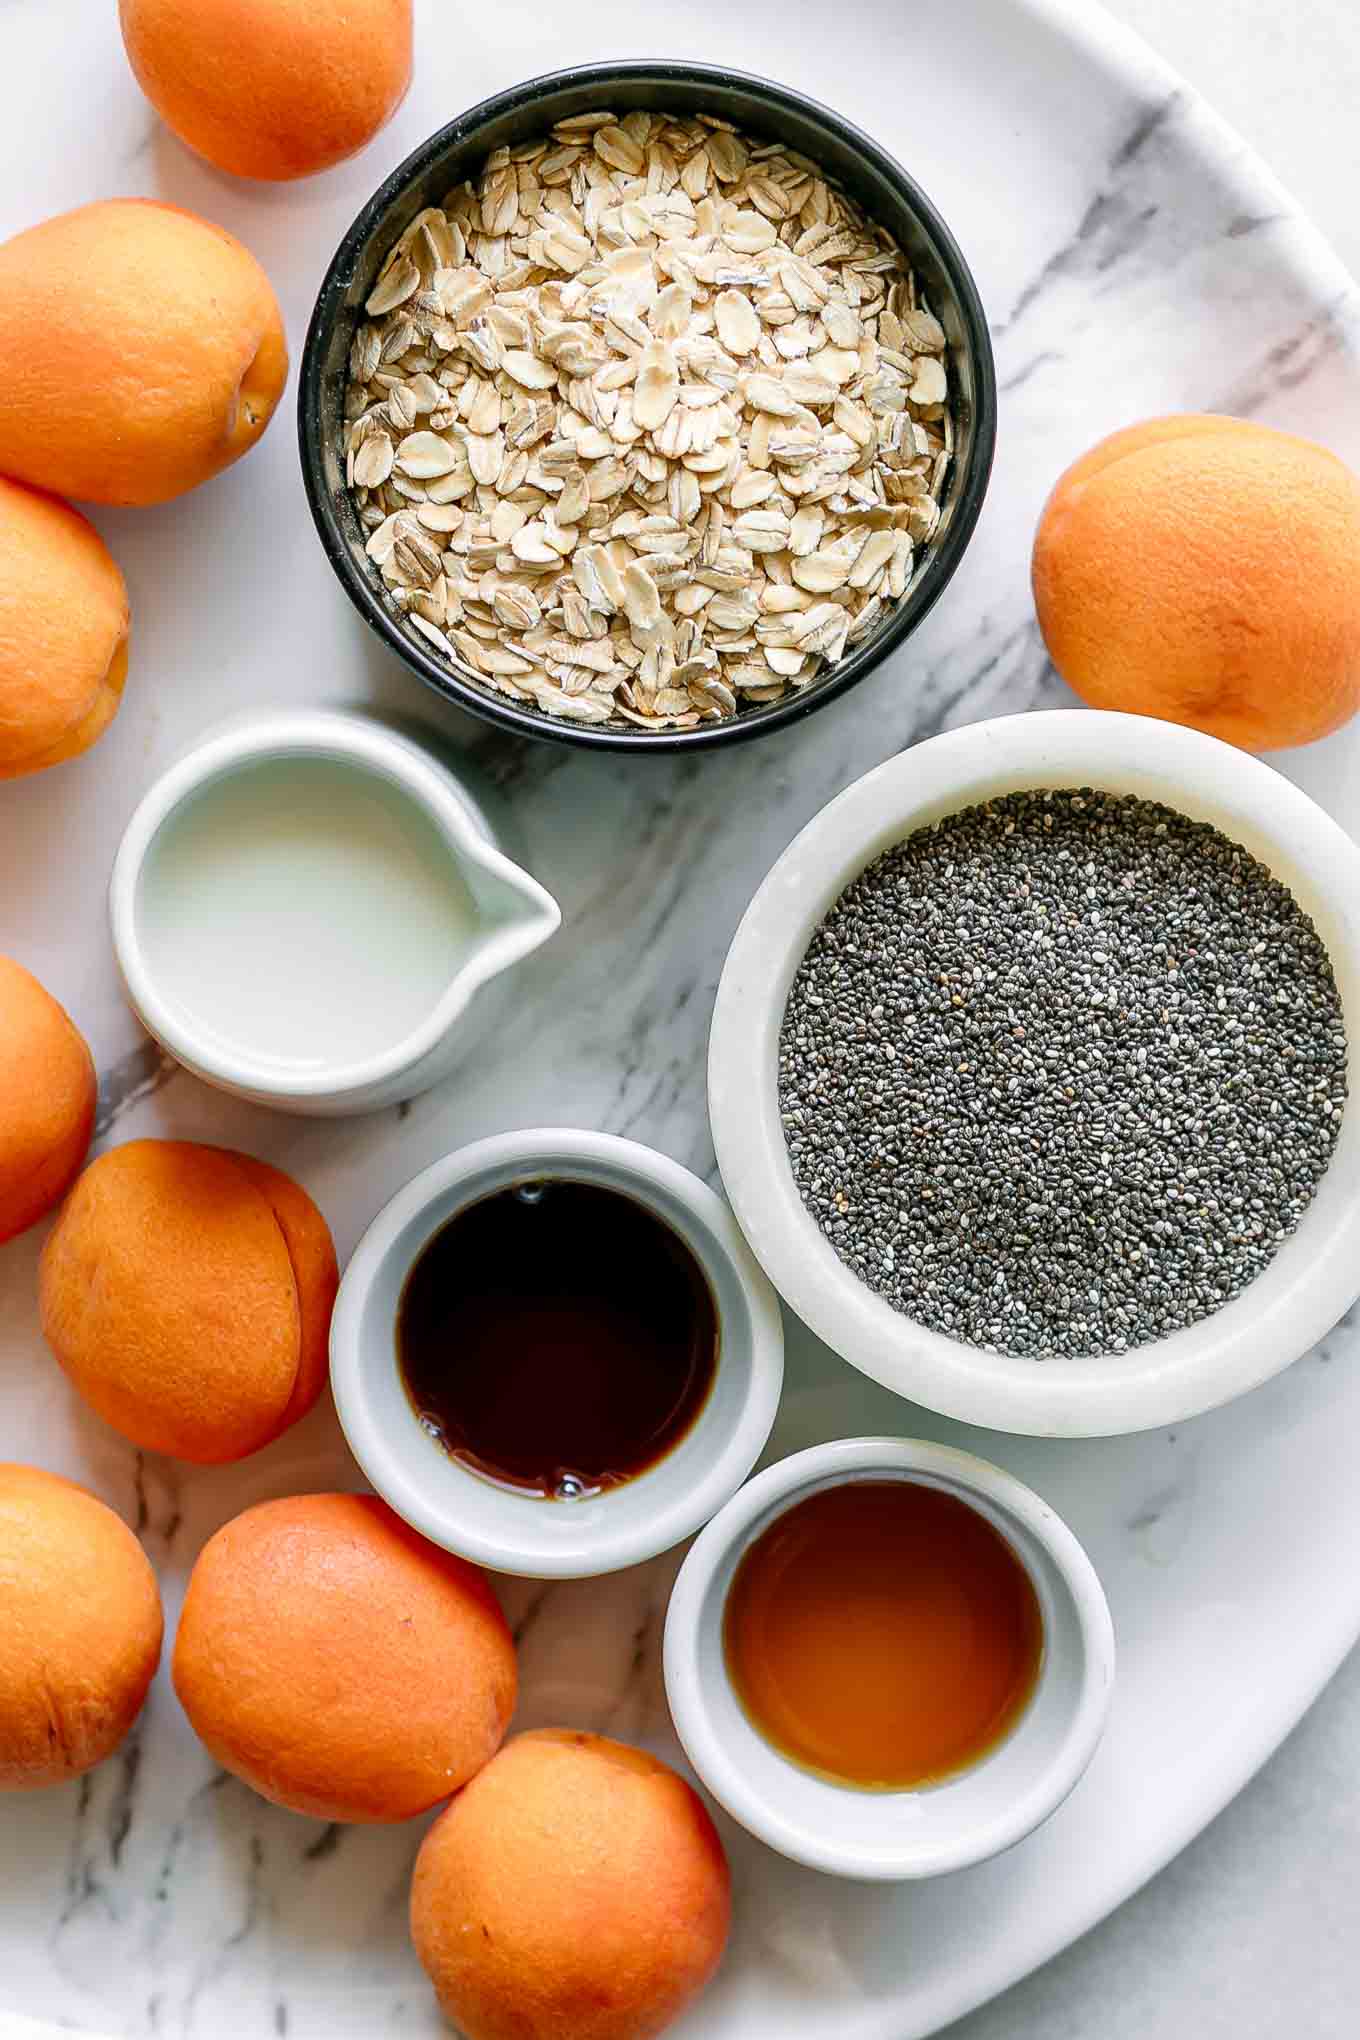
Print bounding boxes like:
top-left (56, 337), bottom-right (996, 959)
top-left (2, 1), bottom-right (1358, 2036)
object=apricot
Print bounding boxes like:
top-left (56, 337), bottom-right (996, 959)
top-left (0, 481), bottom-right (130, 780)
top-left (0, 200), bottom-right (287, 506)
top-left (410, 1730), bottom-right (732, 2040)
top-left (119, 0), bottom-right (413, 182)
top-left (0, 1463), bottom-right (163, 1790)
top-left (39, 1140), bottom-right (337, 1464)
top-left (173, 1494), bottom-right (516, 1822)
top-left (1032, 413), bottom-right (1360, 751)
top-left (0, 959), bottom-right (95, 1243)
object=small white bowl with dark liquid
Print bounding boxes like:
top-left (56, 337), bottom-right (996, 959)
top-left (330, 1128), bottom-right (785, 1577)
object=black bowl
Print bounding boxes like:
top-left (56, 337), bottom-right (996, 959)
top-left (299, 60), bottom-right (997, 753)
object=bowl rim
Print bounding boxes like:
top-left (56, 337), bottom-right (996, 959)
top-left (297, 56), bottom-right (998, 753)
top-left (328, 1127), bottom-right (786, 1577)
top-left (662, 1435), bottom-right (1116, 1879)
top-left (107, 708), bottom-right (560, 1103)
top-left (708, 708), bottom-right (1360, 1437)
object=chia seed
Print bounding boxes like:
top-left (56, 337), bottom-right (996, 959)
top-left (778, 788), bottom-right (1349, 1358)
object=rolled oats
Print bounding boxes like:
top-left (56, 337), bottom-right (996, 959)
top-left (344, 107), bottom-right (952, 731)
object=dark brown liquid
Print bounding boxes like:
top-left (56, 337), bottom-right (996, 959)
top-left (723, 1480), bottom-right (1044, 1790)
top-left (396, 1180), bottom-right (718, 1499)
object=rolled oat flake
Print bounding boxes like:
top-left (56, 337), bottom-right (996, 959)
top-left (778, 788), bottom-right (1349, 1358)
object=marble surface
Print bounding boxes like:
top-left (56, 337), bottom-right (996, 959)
top-left (959, 14), bottom-right (1360, 2040)
top-left (1, 0), bottom-right (1359, 2036)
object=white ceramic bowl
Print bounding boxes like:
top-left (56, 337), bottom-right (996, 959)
top-left (664, 1436), bottom-right (1115, 1880)
top-left (709, 710), bottom-right (1360, 1438)
top-left (330, 1128), bottom-right (785, 1578)
top-left (109, 708), bottom-right (560, 1117)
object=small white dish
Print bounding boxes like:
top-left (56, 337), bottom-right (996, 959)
top-left (330, 1128), bottom-right (785, 1578)
top-left (109, 709), bottom-right (560, 1118)
top-left (664, 1435), bottom-right (1115, 1881)
top-left (709, 710), bottom-right (1360, 1438)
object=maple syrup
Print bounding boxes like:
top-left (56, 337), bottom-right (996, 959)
top-left (398, 1179), bottom-right (718, 1500)
top-left (723, 1479), bottom-right (1043, 1790)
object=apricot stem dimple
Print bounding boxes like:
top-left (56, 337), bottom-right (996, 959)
top-left (236, 354), bottom-right (261, 429)
top-left (235, 331), bottom-right (283, 441)
top-left (105, 631), bottom-right (130, 698)
top-left (225, 337), bottom-right (276, 443)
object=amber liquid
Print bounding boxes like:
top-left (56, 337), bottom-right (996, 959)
top-left (723, 1480), bottom-right (1043, 1790)
top-left (396, 1180), bottom-right (718, 1499)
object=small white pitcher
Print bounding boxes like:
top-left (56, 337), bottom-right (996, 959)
top-left (109, 709), bottom-right (560, 1117)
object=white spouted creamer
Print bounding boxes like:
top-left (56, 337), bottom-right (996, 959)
top-left (137, 755), bottom-right (476, 1070)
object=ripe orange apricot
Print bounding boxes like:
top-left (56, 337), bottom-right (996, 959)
top-left (173, 1493), bottom-right (517, 1821)
top-left (0, 481), bottom-right (130, 779)
top-left (39, 1140), bottom-right (337, 1464)
top-left (119, 0), bottom-right (413, 181)
top-left (0, 959), bottom-right (95, 1244)
top-left (0, 1463), bottom-right (163, 1790)
top-left (411, 1730), bottom-right (732, 2040)
top-left (0, 200), bottom-right (287, 506)
top-left (1032, 414), bottom-right (1360, 751)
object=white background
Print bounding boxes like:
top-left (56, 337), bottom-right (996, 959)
top-left (950, 6), bottom-right (1360, 2036)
